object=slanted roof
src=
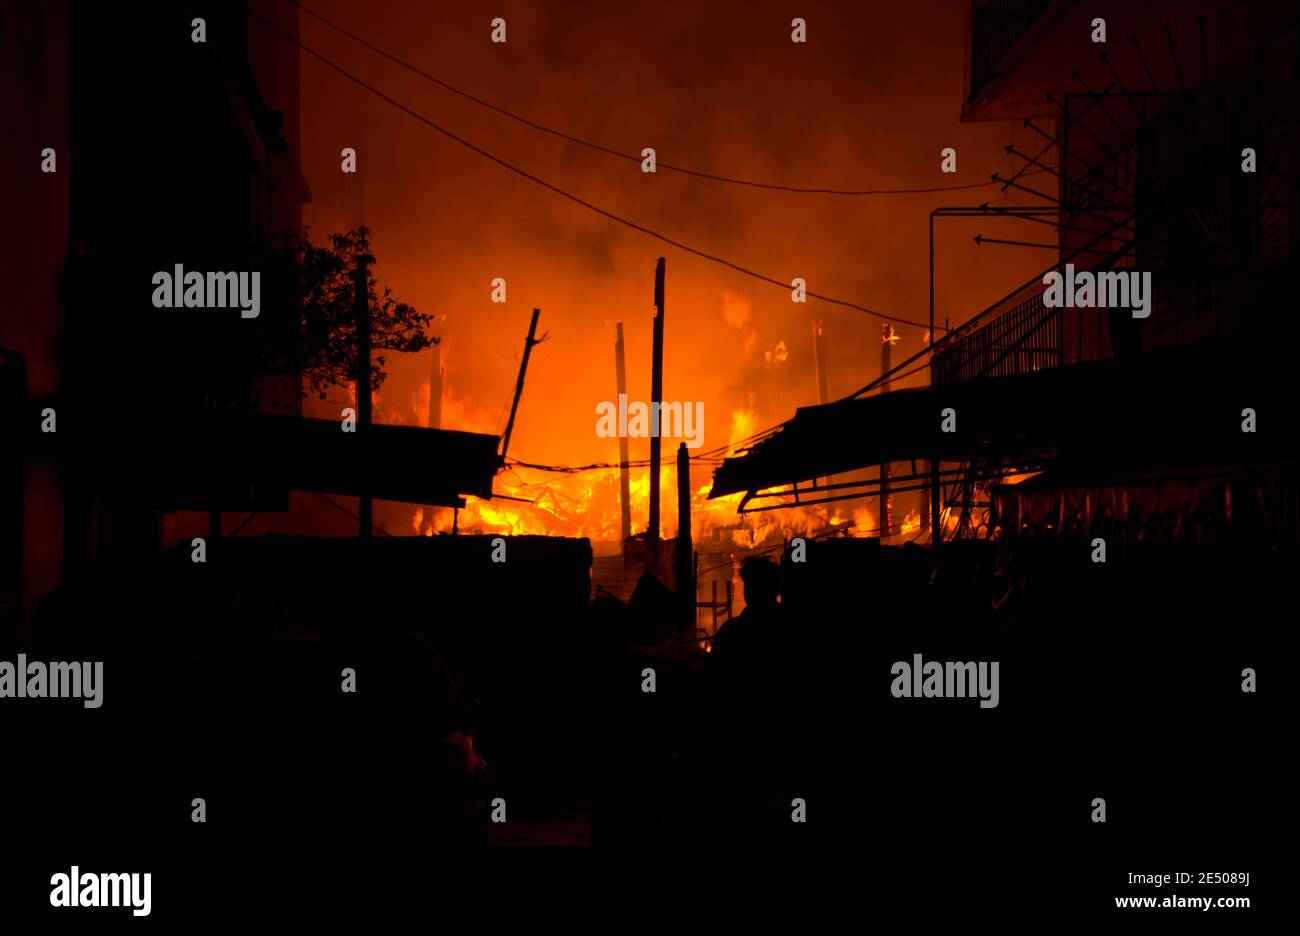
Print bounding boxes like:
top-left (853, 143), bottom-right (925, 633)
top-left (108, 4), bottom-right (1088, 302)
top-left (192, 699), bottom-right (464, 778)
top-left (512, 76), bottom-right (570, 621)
top-left (47, 411), bottom-right (503, 510)
top-left (709, 337), bottom-right (1293, 500)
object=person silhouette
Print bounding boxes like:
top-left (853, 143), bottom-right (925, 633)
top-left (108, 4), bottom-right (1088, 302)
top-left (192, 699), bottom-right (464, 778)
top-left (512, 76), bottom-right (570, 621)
top-left (709, 556), bottom-right (783, 676)
top-left (703, 556), bottom-right (788, 841)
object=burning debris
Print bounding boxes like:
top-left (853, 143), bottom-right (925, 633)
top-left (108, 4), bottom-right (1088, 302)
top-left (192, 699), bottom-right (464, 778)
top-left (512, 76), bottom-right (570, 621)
top-left (411, 466), bottom-right (872, 546)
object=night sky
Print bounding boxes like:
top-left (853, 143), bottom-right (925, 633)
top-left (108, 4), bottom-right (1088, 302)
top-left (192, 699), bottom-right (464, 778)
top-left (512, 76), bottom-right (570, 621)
top-left (272, 0), bottom-right (1045, 472)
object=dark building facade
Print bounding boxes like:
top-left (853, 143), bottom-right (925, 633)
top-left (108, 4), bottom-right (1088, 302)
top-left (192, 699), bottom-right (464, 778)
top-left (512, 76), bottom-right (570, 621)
top-left (711, 0), bottom-right (1299, 551)
top-left (1, 4), bottom-right (313, 648)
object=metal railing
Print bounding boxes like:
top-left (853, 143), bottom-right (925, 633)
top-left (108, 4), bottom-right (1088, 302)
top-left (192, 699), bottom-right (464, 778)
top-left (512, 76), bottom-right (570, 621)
top-left (936, 86), bottom-right (1256, 388)
top-left (932, 252), bottom-right (1235, 388)
top-left (932, 277), bottom-right (1062, 386)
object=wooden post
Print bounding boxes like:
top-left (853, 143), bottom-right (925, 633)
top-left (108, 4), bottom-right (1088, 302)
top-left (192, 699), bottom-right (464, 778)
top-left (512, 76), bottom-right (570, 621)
top-left (812, 319), bottom-right (831, 495)
top-left (614, 322), bottom-right (632, 543)
top-left (354, 262), bottom-right (372, 538)
top-left (693, 548), bottom-right (700, 626)
top-left (812, 320), bottom-right (829, 405)
top-left (880, 322), bottom-right (895, 539)
top-left (929, 214), bottom-right (941, 550)
top-left (675, 441), bottom-right (693, 631)
top-left (501, 308), bottom-right (541, 463)
top-left (922, 457), bottom-right (930, 541)
top-left (427, 328), bottom-right (443, 431)
top-left (416, 321), bottom-right (445, 534)
top-left (648, 259), bottom-right (665, 545)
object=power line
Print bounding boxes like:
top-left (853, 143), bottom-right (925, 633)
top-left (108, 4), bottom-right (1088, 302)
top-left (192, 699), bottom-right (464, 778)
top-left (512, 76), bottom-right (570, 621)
top-left (290, 0), bottom-right (1010, 198)
top-left (256, 8), bottom-right (1060, 477)
top-left (693, 519), bottom-right (887, 577)
top-left (505, 450), bottom-right (740, 475)
top-left (253, 13), bottom-right (938, 331)
top-left (506, 457), bottom-right (648, 473)
top-left (249, 10), bottom-right (935, 330)
top-left (689, 428), bottom-right (784, 462)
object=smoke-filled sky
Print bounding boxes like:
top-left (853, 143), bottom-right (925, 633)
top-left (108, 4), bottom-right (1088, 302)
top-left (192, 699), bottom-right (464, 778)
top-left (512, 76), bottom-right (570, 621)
top-left (282, 0), bottom-right (1046, 473)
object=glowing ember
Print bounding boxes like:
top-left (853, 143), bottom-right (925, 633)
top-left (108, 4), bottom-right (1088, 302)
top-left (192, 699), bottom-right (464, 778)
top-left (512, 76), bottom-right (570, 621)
top-left (764, 340), bottom-right (789, 365)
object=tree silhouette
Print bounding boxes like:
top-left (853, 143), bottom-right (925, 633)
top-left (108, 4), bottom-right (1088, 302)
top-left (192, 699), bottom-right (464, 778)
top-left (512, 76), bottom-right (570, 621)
top-left (249, 226), bottom-right (437, 402)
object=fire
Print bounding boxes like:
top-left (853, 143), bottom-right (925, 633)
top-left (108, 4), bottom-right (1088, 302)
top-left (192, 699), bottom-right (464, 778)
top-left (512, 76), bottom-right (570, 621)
top-left (999, 471), bottom-right (1042, 486)
top-left (407, 402), bottom-right (885, 545)
top-left (410, 463), bottom-right (851, 545)
top-left (729, 408), bottom-right (758, 446)
top-left (900, 510), bottom-right (921, 535)
top-left (720, 290), bottom-right (752, 331)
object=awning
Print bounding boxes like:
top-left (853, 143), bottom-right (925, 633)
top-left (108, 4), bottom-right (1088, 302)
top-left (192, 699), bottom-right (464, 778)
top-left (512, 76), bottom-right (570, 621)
top-left (709, 337), bottom-right (1294, 501)
top-left (30, 408), bottom-right (503, 510)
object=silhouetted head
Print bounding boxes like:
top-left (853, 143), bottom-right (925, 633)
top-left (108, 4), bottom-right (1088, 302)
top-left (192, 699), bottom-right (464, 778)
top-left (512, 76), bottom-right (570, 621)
top-left (739, 556), bottom-right (781, 607)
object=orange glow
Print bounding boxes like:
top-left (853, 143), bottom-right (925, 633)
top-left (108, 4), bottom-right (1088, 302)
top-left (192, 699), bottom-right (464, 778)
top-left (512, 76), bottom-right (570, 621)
top-left (720, 291), bottom-right (752, 332)
top-left (408, 401), bottom-right (885, 544)
top-left (289, 3), bottom-right (1048, 556)
top-left (999, 471), bottom-right (1043, 487)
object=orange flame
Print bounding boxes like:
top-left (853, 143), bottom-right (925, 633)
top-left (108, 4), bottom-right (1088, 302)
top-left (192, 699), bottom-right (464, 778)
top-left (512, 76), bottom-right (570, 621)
top-left (409, 401), bottom-right (884, 544)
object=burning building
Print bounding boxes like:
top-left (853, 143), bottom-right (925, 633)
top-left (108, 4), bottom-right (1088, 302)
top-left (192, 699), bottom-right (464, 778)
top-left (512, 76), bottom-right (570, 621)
top-left (1, 0), bottom-right (1288, 893)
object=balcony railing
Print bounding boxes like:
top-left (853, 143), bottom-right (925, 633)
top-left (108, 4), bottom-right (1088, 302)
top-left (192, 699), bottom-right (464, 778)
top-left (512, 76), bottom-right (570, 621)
top-left (936, 83), bottom-right (1268, 388)
top-left (933, 255), bottom-right (1243, 388)
top-left (932, 276), bottom-right (1062, 386)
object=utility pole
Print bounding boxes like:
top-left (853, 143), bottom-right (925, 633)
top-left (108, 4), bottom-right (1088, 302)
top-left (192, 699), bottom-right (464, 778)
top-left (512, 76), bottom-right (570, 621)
top-left (501, 308), bottom-right (541, 463)
top-left (354, 261), bottom-right (372, 538)
top-left (880, 322), bottom-right (897, 539)
top-left (812, 319), bottom-right (831, 496)
top-left (648, 258), bottom-right (665, 546)
top-left (929, 214), bottom-right (941, 550)
top-left (675, 441), bottom-right (694, 632)
top-left (418, 318), bottom-right (444, 536)
top-left (812, 320), bottom-right (829, 405)
top-left (614, 322), bottom-right (632, 544)
top-left (427, 318), bottom-right (443, 431)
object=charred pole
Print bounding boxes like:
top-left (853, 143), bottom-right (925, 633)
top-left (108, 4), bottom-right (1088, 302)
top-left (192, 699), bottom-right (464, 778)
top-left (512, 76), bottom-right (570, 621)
top-left (615, 321), bottom-right (632, 543)
top-left (427, 320), bottom-right (443, 431)
top-left (812, 320), bottom-right (829, 405)
top-left (418, 318), bottom-right (444, 535)
top-left (880, 322), bottom-right (896, 538)
top-left (675, 441), bottom-right (694, 631)
top-left (500, 308), bottom-right (542, 464)
top-left (648, 258), bottom-right (666, 546)
top-left (929, 214), bottom-right (940, 549)
top-left (812, 319), bottom-right (832, 496)
top-left (354, 260), bottom-right (372, 538)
